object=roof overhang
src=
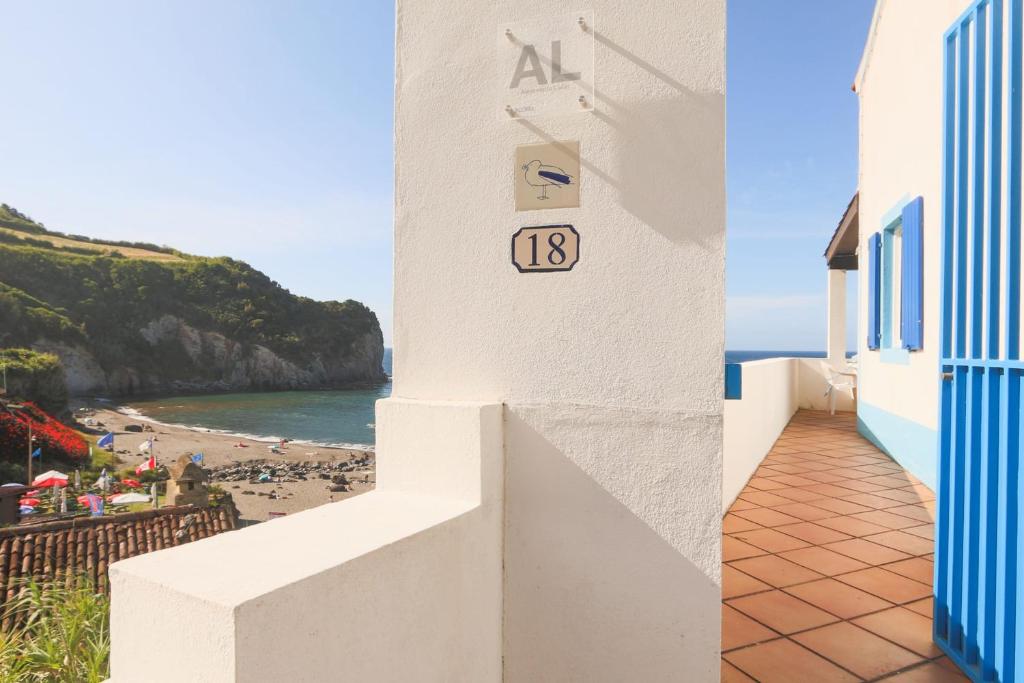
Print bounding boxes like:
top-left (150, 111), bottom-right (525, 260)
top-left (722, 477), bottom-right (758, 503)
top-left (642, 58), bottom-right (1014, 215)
top-left (825, 192), bottom-right (859, 270)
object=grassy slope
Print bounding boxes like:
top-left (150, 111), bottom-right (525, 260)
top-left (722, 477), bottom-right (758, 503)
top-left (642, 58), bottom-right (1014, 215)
top-left (0, 203), bottom-right (384, 387)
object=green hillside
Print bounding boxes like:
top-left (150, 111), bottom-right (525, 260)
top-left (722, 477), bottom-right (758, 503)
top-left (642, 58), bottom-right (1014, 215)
top-left (0, 204), bottom-right (386, 396)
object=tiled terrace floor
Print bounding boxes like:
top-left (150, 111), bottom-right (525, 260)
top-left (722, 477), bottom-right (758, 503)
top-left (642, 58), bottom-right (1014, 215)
top-left (721, 410), bottom-right (966, 683)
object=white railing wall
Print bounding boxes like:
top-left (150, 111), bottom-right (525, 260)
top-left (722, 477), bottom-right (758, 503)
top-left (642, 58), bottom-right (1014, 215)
top-left (723, 358), bottom-right (856, 512)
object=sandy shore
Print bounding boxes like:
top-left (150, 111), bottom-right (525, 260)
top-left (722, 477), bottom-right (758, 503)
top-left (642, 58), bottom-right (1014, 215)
top-left (73, 402), bottom-right (376, 522)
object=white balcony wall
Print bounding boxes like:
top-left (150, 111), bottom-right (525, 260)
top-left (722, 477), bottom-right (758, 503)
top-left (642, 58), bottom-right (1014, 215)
top-left (109, 399), bottom-right (504, 683)
top-left (723, 358), bottom-right (857, 511)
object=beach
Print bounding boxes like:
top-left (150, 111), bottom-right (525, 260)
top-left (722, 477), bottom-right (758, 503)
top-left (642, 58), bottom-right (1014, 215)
top-left (75, 403), bottom-right (376, 522)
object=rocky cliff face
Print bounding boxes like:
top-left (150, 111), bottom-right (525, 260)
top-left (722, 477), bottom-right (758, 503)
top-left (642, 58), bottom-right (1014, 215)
top-left (33, 315), bottom-right (386, 397)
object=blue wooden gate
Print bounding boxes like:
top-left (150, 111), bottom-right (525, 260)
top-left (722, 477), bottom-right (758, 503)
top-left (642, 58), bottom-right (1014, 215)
top-left (937, 0), bottom-right (1023, 680)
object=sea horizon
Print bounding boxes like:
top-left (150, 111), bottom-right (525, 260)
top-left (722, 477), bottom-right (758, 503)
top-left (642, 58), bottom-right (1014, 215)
top-left (118, 349), bottom-right (843, 447)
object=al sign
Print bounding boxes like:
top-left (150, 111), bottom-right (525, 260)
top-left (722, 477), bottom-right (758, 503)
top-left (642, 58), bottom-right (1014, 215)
top-left (499, 12), bottom-right (595, 119)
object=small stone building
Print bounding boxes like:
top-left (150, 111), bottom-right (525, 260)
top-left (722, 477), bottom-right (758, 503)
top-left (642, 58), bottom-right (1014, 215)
top-left (165, 455), bottom-right (209, 508)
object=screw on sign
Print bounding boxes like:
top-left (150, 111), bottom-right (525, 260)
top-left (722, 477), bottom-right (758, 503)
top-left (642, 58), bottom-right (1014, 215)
top-left (511, 225), bottom-right (580, 273)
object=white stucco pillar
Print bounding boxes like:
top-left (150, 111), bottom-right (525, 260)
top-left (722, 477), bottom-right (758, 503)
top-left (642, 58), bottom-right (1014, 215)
top-left (393, 2), bottom-right (725, 680)
top-left (827, 268), bottom-right (847, 364)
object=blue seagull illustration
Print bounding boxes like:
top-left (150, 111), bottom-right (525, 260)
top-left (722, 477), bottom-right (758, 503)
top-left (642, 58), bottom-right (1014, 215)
top-left (523, 160), bottom-right (574, 200)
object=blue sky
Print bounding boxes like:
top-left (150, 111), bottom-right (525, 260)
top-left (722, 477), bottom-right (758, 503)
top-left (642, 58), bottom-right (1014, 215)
top-left (0, 1), bottom-right (874, 350)
top-left (727, 0), bottom-right (874, 350)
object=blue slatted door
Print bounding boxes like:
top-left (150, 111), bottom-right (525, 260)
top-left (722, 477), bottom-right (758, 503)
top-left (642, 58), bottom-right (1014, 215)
top-left (937, 1), bottom-right (1023, 681)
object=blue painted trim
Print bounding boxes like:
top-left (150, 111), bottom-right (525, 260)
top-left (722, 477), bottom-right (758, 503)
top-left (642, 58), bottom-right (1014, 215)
top-left (857, 401), bottom-right (938, 491)
top-left (880, 348), bottom-right (911, 365)
top-left (880, 194), bottom-right (912, 228)
top-left (881, 222), bottom-right (899, 349)
top-left (724, 363), bottom-right (742, 400)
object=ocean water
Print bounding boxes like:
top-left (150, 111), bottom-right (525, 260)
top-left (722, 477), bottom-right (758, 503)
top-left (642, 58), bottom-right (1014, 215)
top-left (125, 349), bottom-right (393, 449)
top-left (725, 350), bottom-right (830, 363)
top-left (126, 349), bottom-right (834, 447)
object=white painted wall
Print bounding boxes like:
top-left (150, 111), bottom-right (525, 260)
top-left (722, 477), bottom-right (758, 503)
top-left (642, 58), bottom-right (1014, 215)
top-left (393, 1), bottom-right (725, 680)
top-left (855, 0), bottom-right (972, 429)
top-left (723, 359), bottom-right (799, 510)
top-left (109, 400), bottom-right (504, 683)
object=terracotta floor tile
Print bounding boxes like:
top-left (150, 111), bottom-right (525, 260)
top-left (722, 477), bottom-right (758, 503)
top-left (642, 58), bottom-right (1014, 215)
top-left (729, 554), bottom-right (825, 588)
top-left (828, 467), bottom-right (877, 479)
top-left (784, 578), bottom-right (894, 619)
top-left (807, 497), bottom-right (873, 515)
top-left (721, 660), bottom-right (757, 683)
top-left (769, 502), bottom-right (836, 521)
top-left (874, 487), bottom-right (931, 504)
top-left (815, 515), bottom-right (891, 537)
top-left (775, 521), bottom-right (853, 545)
top-left (747, 477), bottom-right (791, 491)
top-left (722, 604), bottom-right (779, 651)
top-left (731, 528), bottom-right (811, 553)
top-left (728, 589), bottom-right (838, 634)
top-left (723, 536), bottom-right (768, 561)
top-left (798, 470), bottom-right (850, 484)
top-left (801, 483), bottom-right (862, 498)
top-left (864, 530), bottom-right (934, 556)
top-left (731, 507), bottom-right (804, 528)
top-left (724, 514), bottom-right (763, 533)
top-left (838, 492), bottom-right (907, 509)
top-left (778, 546), bottom-right (869, 576)
top-left (722, 412), bottom-right (945, 681)
top-left (765, 463), bottom-right (813, 475)
top-left (745, 475), bottom-right (790, 491)
top-left (770, 487), bottom-right (830, 503)
top-left (883, 661), bottom-right (971, 682)
top-left (850, 510), bottom-right (924, 530)
top-left (905, 596), bottom-right (933, 617)
top-left (884, 557), bottom-right (934, 585)
top-left (835, 567), bottom-right (932, 603)
top-left (795, 461), bottom-right (835, 472)
top-left (792, 622), bottom-right (922, 679)
top-left (887, 504), bottom-right (936, 523)
top-left (832, 478), bottom-right (889, 493)
top-left (723, 564), bottom-right (771, 599)
top-left (823, 538), bottom-right (911, 565)
top-left (738, 490), bottom-right (792, 507)
top-left (853, 464), bottom-right (900, 476)
top-left (772, 472), bottom-right (826, 486)
top-left (724, 637), bottom-right (859, 683)
top-left (904, 524), bottom-right (935, 540)
top-left (861, 474), bottom-right (917, 488)
top-left (853, 607), bottom-right (942, 657)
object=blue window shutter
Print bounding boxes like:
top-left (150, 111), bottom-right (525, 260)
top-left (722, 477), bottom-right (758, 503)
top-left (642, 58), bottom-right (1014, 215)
top-left (900, 197), bottom-right (924, 350)
top-left (868, 233), bottom-right (882, 350)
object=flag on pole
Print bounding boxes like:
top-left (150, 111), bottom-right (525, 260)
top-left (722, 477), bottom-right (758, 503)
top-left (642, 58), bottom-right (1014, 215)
top-left (138, 439), bottom-right (152, 453)
top-left (97, 432), bottom-right (114, 449)
top-left (191, 452), bottom-right (204, 465)
top-left (85, 493), bottom-right (103, 517)
top-left (31, 448), bottom-right (40, 459)
top-left (136, 455), bottom-right (156, 475)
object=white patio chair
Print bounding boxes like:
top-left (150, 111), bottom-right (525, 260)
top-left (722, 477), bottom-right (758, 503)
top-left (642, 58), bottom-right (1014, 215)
top-left (821, 360), bottom-right (856, 416)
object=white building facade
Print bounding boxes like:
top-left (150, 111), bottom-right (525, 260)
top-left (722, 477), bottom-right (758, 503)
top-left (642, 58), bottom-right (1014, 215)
top-left (854, 0), bottom-right (977, 491)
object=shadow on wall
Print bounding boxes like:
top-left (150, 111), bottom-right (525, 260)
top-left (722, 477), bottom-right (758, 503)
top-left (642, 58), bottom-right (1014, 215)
top-left (503, 408), bottom-right (721, 682)
top-left (517, 31), bottom-right (724, 250)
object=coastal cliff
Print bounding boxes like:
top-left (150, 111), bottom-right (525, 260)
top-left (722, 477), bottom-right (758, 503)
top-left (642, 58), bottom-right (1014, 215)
top-left (0, 204), bottom-right (387, 397)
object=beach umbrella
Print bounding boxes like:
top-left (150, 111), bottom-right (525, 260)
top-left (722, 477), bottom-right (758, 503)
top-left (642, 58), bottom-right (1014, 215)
top-left (18, 498), bottom-right (39, 507)
top-left (32, 470), bottom-right (68, 488)
top-left (110, 492), bottom-right (150, 505)
top-left (0, 483), bottom-right (21, 488)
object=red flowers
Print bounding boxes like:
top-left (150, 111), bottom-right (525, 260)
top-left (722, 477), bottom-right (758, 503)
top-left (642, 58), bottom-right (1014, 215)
top-left (0, 402), bottom-right (88, 462)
